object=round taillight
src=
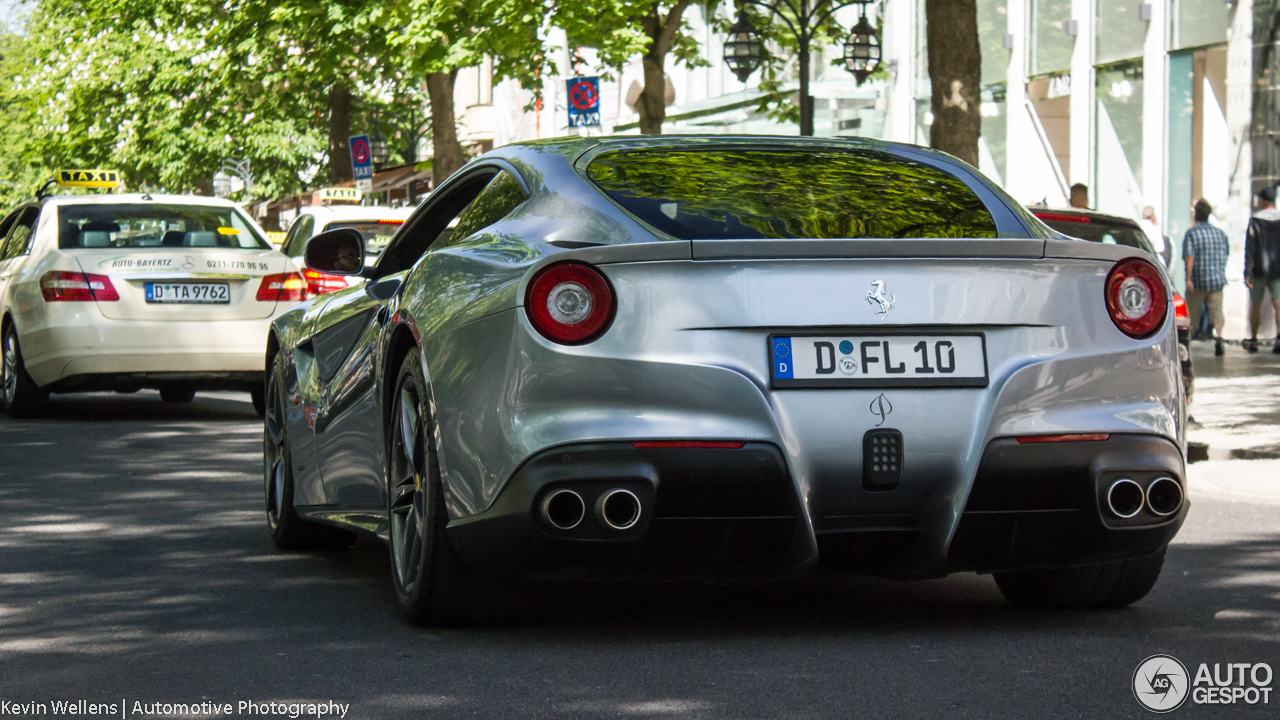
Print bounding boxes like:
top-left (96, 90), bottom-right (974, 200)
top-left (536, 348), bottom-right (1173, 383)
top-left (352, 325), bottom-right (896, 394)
top-left (1105, 258), bottom-right (1168, 338)
top-left (525, 262), bottom-right (615, 344)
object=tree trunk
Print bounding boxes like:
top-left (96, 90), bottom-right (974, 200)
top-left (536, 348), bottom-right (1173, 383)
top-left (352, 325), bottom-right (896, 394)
top-left (638, 50), bottom-right (666, 134)
top-left (426, 71), bottom-right (466, 185)
top-left (925, 0), bottom-right (981, 166)
top-left (327, 82), bottom-right (353, 184)
top-left (636, 0), bottom-right (693, 135)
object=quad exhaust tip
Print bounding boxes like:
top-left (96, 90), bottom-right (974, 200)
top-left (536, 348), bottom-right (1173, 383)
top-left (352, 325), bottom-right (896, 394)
top-left (541, 489), bottom-right (585, 530)
top-left (597, 488), bottom-right (641, 530)
top-left (1145, 476), bottom-right (1184, 517)
top-left (1106, 478), bottom-right (1145, 519)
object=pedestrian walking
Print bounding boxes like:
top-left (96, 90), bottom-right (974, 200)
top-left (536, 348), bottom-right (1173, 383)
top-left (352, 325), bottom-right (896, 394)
top-left (1244, 186), bottom-right (1280, 353)
top-left (1140, 205), bottom-right (1171, 266)
top-left (1183, 198), bottom-right (1230, 356)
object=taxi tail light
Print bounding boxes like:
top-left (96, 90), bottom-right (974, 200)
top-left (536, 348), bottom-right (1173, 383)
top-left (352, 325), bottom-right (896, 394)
top-left (256, 272), bottom-right (306, 302)
top-left (302, 268), bottom-right (349, 297)
top-left (525, 262), bottom-right (615, 345)
top-left (1172, 293), bottom-right (1190, 330)
top-left (40, 271), bottom-right (118, 302)
top-left (1105, 258), bottom-right (1168, 338)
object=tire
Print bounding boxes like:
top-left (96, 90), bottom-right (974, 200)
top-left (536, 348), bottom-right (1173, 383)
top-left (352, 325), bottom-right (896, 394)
top-left (2, 325), bottom-right (48, 418)
top-left (263, 355), bottom-right (356, 551)
top-left (250, 385), bottom-right (266, 418)
top-left (387, 348), bottom-right (518, 626)
top-left (994, 548), bottom-right (1167, 609)
top-left (160, 386), bottom-right (196, 403)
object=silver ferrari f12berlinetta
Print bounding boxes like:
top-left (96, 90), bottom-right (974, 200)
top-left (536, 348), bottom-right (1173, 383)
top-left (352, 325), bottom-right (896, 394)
top-left (263, 136), bottom-right (1186, 625)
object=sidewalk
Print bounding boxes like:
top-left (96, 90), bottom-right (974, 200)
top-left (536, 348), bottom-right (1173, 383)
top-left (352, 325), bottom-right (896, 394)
top-left (1185, 337), bottom-right (1280, 504)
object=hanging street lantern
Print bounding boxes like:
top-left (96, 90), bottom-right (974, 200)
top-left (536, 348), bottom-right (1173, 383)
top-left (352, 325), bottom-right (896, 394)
top-left (369, 128), bottom-right (389, 168)
top-left (212, 170), bottom-right (231, 199)
top-left (723, 11), bottom-right (764, 84)
top-left (843, 13), bottom-right (881, 86)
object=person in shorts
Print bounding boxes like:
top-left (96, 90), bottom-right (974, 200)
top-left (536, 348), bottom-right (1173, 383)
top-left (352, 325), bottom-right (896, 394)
top-left (1245, 187), bottom-right (1280, 353)
top-left (1184, 199), bottom-right (1230, 356)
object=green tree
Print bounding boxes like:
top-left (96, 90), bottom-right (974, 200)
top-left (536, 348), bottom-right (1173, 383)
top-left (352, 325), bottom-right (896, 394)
top-left (394, 0), bottom-right (554, 183)
top-left (556, 1), bottom-right (702, 135)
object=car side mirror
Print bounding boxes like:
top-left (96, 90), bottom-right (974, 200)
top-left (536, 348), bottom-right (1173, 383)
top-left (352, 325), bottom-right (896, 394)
top-left (303, 228), bottom-right (365, 275)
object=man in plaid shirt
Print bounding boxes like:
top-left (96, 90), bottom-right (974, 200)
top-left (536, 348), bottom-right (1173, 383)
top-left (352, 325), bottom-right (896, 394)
top-left (1183, 199), bottom-right (1230, 356)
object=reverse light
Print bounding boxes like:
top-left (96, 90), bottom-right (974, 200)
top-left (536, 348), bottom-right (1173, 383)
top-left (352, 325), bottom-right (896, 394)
top-left (40, 271), bottom-right (118, 302)
top-left (256, 272), bottom-right (306, 302)
top-left (1172, 293), bottom-right (1190, 330)
top-left (302, 268), bottom-right (349, 297)
top-left (1105, 258), bottom-right (1168, 338)
top-left (631, 441), bottom-right (747, 449)
top-left (525, 262), bottom-right (615, 344)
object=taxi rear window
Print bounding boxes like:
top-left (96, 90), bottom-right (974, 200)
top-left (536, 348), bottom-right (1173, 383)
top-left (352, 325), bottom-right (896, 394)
top-left (57, 204), bottom-right (270, 250)
top-left (585, 147), bottom-right (998, 240)
top-left (322, 220), bottom-right (402, 256)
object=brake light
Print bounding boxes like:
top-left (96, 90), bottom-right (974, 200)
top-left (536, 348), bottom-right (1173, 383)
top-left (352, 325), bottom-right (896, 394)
top-left (1105, 258), bottom-right (1168, 338)
top-left (631, 441), bottom-right (746, 449)
top-left (302, 268), bottom-right (349, 297)
top-left (378, 219), bottom-right (404, 224)
top-left (1172, 293), bottom-right (1189, 328)
top-left (1034, 213), bottom-right (1091, 224)
top-left (40, 271), bottom-right (118, 302)
top-left (256, 273), bottom-right (306, 302)
top-left (525, 262), bottom-right (615, 344)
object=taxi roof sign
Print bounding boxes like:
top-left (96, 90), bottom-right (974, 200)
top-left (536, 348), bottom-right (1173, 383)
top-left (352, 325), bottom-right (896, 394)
top-left (57, 170), bottom-right (121, 189)
top-left (318, 187), bottom-right (362, 204)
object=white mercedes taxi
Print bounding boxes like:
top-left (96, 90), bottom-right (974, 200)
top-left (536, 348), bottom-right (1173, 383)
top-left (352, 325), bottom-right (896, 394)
top-left (279, 188), bottom-right (411, 297)
top-left (0, 171), bottom-right (303, 417)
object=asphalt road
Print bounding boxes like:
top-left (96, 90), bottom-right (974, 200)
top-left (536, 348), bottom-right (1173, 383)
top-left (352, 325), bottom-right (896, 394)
top-left (1, 391), bottom-right (1278, 719)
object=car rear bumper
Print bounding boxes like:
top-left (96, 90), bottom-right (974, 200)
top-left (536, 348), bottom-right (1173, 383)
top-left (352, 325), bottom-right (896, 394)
top-left (22, 313), bottom-right (272, 387)
top-left (446, 434), bottom-right (1187, 581)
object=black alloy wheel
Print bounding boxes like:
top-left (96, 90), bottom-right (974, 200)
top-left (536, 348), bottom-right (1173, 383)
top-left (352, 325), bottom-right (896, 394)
top-left (387, 349), bottom-right (518, 626)
top-left (2, 325), bottom-right (48, 418)
top-left (263, 355), bottom-right (354, 550)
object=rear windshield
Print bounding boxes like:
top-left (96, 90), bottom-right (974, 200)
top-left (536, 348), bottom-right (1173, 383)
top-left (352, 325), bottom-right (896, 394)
top-left (321, 220), bottom-right (402, 256)
top-left (1037, 217), bottom-right (1156, 255)
top-left (585, 147), bottom-right (998, 240)
top-left (57, 204), bottom-right (270, 250)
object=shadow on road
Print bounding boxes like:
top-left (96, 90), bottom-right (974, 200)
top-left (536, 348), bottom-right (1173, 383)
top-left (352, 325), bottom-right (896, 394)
top-left (2, 394), bottom-right (1278, 718)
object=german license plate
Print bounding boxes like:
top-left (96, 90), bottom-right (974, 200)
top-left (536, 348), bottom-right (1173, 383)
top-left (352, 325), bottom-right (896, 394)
top-left (770, 334), bottom-right (988, 388)
top-left (145, 283), bottom-right (230, 304)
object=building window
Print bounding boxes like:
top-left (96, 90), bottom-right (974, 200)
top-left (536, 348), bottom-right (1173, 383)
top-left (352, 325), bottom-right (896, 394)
top-left (978, 0), bottom-right (1009, 87)
top-left (1175, 0), bottom-right (1230, 51)
top-left (1096, 0), bottom-right (1147, 65)
top-left (1030, 0), bottom-right (1073, 76)
top-left (1095, 61), bottom-right (1144, 215)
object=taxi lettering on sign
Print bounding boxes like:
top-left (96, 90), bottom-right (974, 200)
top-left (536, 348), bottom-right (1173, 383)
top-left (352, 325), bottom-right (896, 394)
top-left (318, 187), bottom-right (362, 204)
top-left (56, 170), bottom-right (120, 189)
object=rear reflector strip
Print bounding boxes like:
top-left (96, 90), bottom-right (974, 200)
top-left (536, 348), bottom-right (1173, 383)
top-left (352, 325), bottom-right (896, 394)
top-left (1034, 213), bottom-right (1092, 224)
top-left (1016, 433), bottom-right (1110, 444)
top-left (631, 441), bottom-right (746, 449)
